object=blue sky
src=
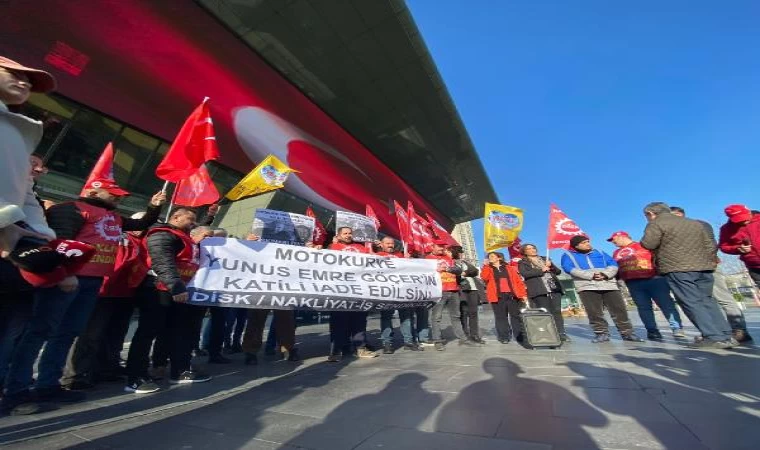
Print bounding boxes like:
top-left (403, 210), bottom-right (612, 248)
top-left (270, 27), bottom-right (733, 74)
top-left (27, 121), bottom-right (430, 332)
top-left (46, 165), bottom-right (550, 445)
top-left (407, 0), bottom-right (760, 258)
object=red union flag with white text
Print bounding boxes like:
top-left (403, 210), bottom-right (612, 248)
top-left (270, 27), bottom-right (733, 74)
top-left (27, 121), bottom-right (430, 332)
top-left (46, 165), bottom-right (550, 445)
top-left (547, 204), bottom-right (585, 250)
top-left (171, 164), bottom-right (220, 207)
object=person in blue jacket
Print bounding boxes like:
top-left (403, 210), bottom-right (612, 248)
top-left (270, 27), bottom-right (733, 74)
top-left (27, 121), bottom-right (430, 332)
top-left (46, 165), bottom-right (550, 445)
top-left (561, 235), bottom-right (644, 343)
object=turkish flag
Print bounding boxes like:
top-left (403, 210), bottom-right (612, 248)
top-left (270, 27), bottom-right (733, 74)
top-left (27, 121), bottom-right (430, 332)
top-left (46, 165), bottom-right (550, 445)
top-left (393, 200), bottom-right (413, 253)
top-left (305, 206), bottom-right (327, 246)
top-left (425, 213), bottom-right (459, 247)
top-left (171, 164), bottom-right (220, 207)
top-left (547, 204), bottom-right (585, 250)
top-left (156, 97), bottom-right (220, 182)
top-left (365, 204), bottom-right (381, 251)
top-left (80, 142), bottom-right (116, 196)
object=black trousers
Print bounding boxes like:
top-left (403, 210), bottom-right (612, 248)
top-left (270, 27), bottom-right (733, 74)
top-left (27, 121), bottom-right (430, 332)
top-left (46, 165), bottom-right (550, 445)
top-left (490, 294), bottom-right (523, 341)
top-left (531, 293), bottom-right (565, 334)
top-left (205, 307), bottom-right (228, 357)
top-left (577, 290), bottom-right (633, 335)
top-left (63, 296), bottom-right (135, 385)
top-left (329, 311), bottom-right (368, 354)
top-left (749, 268), bottom-right (760, 288)
top-left (459, 290), bottom-right (481, 339)
top-left (167, 300), bottom-right (206, 378)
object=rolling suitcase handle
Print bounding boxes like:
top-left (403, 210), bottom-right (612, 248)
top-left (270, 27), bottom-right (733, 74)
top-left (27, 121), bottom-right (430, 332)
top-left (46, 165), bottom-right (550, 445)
top-left (520, 307), bottom-right (548, 314)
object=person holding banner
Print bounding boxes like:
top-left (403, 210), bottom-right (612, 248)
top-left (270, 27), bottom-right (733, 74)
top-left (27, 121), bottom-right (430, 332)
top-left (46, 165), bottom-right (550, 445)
top-left (481, 252), bottom-right (528, 344)
top-left (327, 226), bottom-right (378, 361)
top-left (426, 239), bottom-right (476, 351)
top-left (377, 236), bottom-right (424, 353)
top-left (124, 208), bottom-right (210, 394)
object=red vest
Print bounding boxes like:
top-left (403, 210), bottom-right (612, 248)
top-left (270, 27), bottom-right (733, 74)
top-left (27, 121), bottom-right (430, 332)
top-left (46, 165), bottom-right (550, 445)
top-left (99, 234), bottom-right (149, 298)
top-left (328, 242), bottom-right (369, 253)
top-left (426, 254), bottom-right (458, 292)
top-left (376, 251), bottom-right (403, 258)
top-left (613, 242), bottom-right (657, 281)
top-left (144, 227), bottom-right (200, 291)
top-left (70, 201), bottom-right (124, 278)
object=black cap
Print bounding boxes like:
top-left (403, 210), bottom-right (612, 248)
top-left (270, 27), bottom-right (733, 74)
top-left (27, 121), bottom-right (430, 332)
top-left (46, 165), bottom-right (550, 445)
top-left (569, 235), bottom-right (589, 249)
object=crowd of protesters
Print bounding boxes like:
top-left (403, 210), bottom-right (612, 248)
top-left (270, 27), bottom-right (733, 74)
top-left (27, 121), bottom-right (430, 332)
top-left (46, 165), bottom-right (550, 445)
top-left (2, 56), bottom-right (758, 417)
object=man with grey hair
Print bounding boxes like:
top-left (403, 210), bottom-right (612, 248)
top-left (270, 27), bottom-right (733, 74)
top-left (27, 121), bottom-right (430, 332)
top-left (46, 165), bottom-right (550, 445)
top-left (641, 202), bottom-right (735, 349)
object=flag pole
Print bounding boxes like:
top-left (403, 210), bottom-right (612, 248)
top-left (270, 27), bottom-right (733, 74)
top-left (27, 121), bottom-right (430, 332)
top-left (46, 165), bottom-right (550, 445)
top-left (165, 183), bottom-right (176, 220)
top-left (161, 180), bottom-right (170, 194)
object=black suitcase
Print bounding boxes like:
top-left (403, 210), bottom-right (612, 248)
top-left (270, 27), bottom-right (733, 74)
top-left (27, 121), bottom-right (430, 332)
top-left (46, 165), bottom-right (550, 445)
top-left (520, 307), bottom-right (562, 349)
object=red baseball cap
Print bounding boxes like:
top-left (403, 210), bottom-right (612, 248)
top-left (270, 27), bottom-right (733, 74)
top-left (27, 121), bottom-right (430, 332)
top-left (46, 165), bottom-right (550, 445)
top-left (606, 231), bottom-right (630, 242)
top-left (83, 178), bottom-right (130, 197)
top-left (724, 204), bottom-right (752, 223)
top-left (0, 56), bottom-right (57, 93)
top-left (10, 239), bottom-right (96, 287)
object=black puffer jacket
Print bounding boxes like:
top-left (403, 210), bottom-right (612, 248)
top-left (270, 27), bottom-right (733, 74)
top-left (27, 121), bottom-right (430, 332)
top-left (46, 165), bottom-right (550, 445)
top-left (517, 257), bottom-right (563, 298)
top-left (146, 223), bottom-right (189, 295)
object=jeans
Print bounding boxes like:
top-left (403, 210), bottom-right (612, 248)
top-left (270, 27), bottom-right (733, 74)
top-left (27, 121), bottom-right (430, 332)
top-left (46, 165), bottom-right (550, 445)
top-left (415, 307), bottom-right (430, 343)
top-left (666, 271), bottom-right (732, 341)
top-left (577, 290), bottom-right (634, 336)
top-left (224, 308), bottom-right (248, 348)
top-left (625, 277), bottom-right (682, 332)
top-left (459, 290), bottom-right (481, 339)
top-left (712, 270), bottom-right (747, 332)
top-left (431, 291), bottom-right (467, 342)
top-left (63, 296), bottom-right (135, 384)
top-left (202, 307), bottom-right (227, 357)
top-left (490, 294), bottom-right (523, 341)
top-left (242, 309), bottom-right (296, 353)
top-left (329, 312), bottom-right (368, 354)
top-left (380, 309), bottom-right (414, 345)
top-left (4, 277), bottom-right (103, 395)
top-left (531, 292), bottom-right (566, 334)
top-left (0, 292), bottom-right (33, 389)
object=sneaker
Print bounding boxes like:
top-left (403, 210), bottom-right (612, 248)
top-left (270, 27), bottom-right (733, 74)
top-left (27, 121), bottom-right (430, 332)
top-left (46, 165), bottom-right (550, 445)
top-left (208, 354), bottom-right (232, 364)
top-left (244, 353), bottom-right (258, 365)
top-left (693, 339), bottom-right (736, 349)
top-left (35, 386), bottom-right (87, 403)
top-left (63, 380), bottom-right (96, 391)
top-left (672, 329), bottom-right (686, 338)
top-left (326, 353), bottom-right (341, 362)
top-left (498, 339), bottom-right (511, 344)
top-left (382, 343), bottom-right (395, 354)
top-left (149, 366), bottom-right (167, 381)
top-left (591, 333), bottom-right (610, 344)
top-left (1, 392), bottom-right (55, 416)
top-left (646, 331), bottom-right (664, 341)
top-left (169, 370), bottom-right (211, 384)
top-left (458, 339), bottom-right (478, 347)
top-left (434, 342), bottom-right (446, 351)
top-left (285, 348), bottom-right (300, 362)
top-left (622, 333), bottom-right (645, 343)
top-left (356, 347), bottom-right (379, 358)
top-left (403, 343), bottom-right (423, 351)
top-left (733, 330), bottom-right (753, 343)
top-left (419, 341), bottom-right (435, 348)
top-left (560, 334), bottom-right (572, 342)
top-left (470, 337), bottom-right (486, 345)
top-left (124, 378), bottom-right (161, 394)
top-left (694, 335), bottom-right (705, 343)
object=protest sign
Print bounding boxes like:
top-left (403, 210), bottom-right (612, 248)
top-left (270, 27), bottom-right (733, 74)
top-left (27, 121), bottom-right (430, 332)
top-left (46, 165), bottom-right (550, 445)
top-left (252, 209), bottom-right (315, 246)
top-left (187, 238), bottom-right (441, 311)
top-left (335, 211), bottom-right (377, 243)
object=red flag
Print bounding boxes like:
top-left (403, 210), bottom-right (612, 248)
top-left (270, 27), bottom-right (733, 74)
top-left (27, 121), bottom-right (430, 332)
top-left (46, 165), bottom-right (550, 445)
top-left (425, 213), bottom-right (459, 247)
top-left (547, 204), bottom-right (585, 250)
top-left (507, 237), bottom-right (523, 259)
top-left (305, 206), bottom-right (327, 246)
top-left (156, 97), bottom-right (220, 182)
top-left (171, 164), bottom-right (220, 207)
top-left (393, 200), bottom-right (413, 253)
top-left (365, 204), bottom-right (381, 251)
top-left (80, 142), bottom-right (116, 196)
top-left (407, 202), bottom-right (424, 253)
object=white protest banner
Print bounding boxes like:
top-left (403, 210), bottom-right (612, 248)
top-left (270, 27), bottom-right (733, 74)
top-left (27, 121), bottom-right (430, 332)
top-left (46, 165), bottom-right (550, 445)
top-left (187, 238), bottom-right (441, 311)
top-left (252, 209), bottom-right (315, 246)
top-left (335, 210), bottom-right (377, 243)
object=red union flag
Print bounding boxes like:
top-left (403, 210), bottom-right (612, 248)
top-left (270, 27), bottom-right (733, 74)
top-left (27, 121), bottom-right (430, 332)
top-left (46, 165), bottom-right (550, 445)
top-left (305, 206), bottom-right (327, 246)
top-left (547, 204), bottom-right (585, 250)
top-left (171, 164), bottom-right (220, 207)
top-left (393, 200), bottom-right (413, 251)
top-left (156, 97), bottom-right (220, 182)
top-left (425, 213), bottom-right (458, 247)
top-left (365, 204), bottom-right (381, 251)
top-left (80, 142), bottom-right (116, 196)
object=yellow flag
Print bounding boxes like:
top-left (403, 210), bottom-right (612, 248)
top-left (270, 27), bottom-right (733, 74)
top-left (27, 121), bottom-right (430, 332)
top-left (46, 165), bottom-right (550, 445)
top-left (484, 203), bottom-right (524, 253)
top-left (225, 155), bottom-right (298, 201)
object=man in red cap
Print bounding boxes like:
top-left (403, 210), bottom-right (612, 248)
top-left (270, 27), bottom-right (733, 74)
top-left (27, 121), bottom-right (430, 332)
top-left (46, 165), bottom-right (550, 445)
top-left (426, 239), bottom-right (476, 351)
top-left (608, 231), bottom-right (684, 340)
top-left (719, 204), bottom-right (760, 288)
top-left (1, 177), bottom-right (164, 414)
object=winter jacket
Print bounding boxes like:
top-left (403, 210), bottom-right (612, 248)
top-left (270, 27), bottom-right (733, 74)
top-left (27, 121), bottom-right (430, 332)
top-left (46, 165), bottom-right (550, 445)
top-left (560, 249), bottom-right (619, 292)
top-left (455, 259), bottom-right (479, 291)
top-left (145, 223), bottom-right (189, 295)
top-left (480, 263), bottom-right (527, 302)
top-left (719, 215), bottom-right (760, 269)
top-left (517, 257), bottom-right (564, 298)
top-left (641, 214), bottom-right (717, 274)
top-left (0, 101), bottom-right (55, 237)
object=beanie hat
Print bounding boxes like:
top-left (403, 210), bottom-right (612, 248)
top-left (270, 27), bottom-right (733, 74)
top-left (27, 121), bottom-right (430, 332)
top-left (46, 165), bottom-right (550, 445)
top-left (569, 235), bottom-right (590, 249)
